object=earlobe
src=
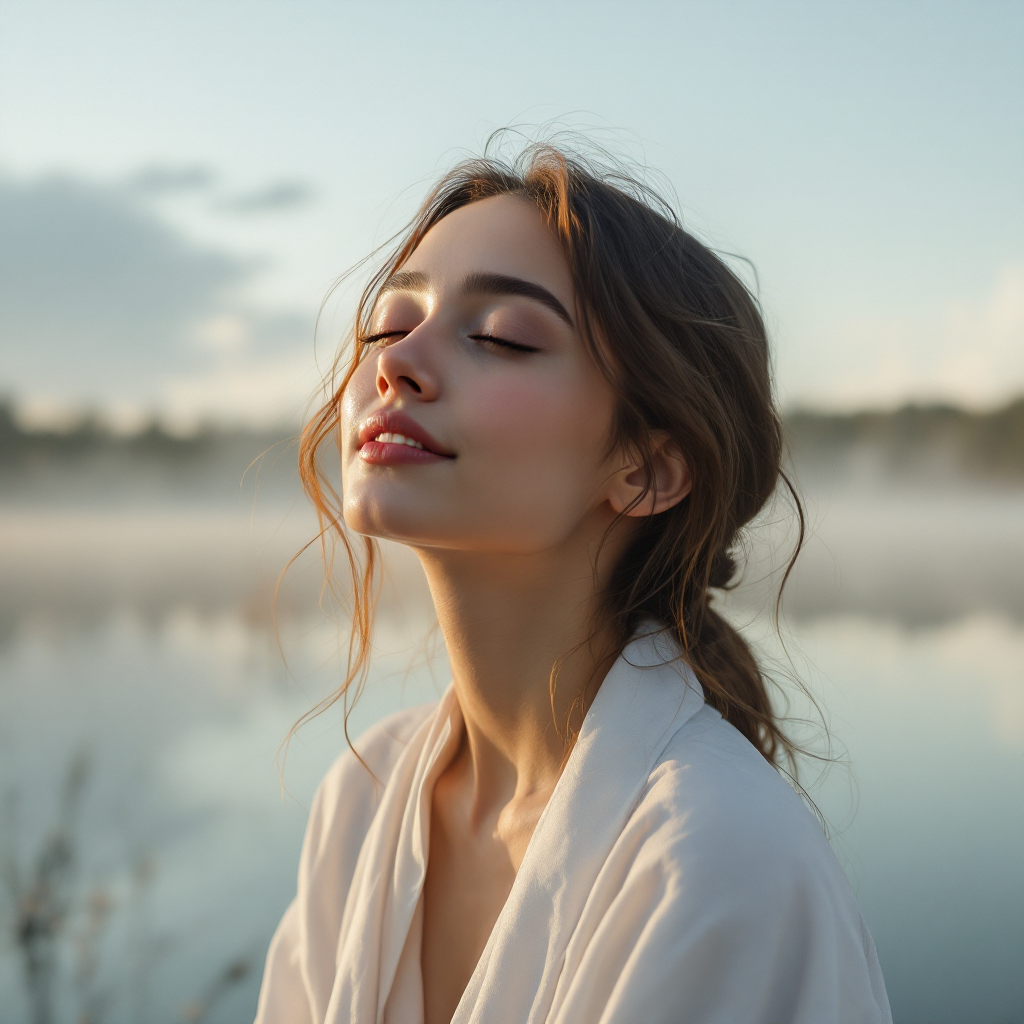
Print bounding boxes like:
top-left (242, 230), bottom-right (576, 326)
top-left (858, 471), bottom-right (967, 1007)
top-left (607, 437), bottom-right (692, 518)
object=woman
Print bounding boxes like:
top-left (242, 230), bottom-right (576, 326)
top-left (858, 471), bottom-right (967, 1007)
top-left (255, 144), bottom-right (892, 1024)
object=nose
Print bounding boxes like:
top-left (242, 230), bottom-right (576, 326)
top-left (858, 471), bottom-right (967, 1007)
top-left (375, 329), bottom-right (439, 402)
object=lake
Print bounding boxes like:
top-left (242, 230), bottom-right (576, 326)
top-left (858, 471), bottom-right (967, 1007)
top-left (0, 475), bottom-right (1022, 1024)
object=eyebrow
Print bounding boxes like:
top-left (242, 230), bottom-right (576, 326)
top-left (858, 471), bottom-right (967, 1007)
top-left (379, 270), bottom-right (575, 328)
top-left (464, 272), bottom-right (574, 328)
top-left (380, 270), bottom-right (428, 295)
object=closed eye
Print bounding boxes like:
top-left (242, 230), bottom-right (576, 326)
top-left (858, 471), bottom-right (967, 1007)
top-left (469, 334), bottom-right (540, 354)
top-left (361, 330), bottom-right (540, 354)
top-left (361, 330), bottom-right (407, 346)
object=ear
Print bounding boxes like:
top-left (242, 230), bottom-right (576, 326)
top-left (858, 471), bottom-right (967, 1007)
top-left (607, 433), bottom-right (692, 517)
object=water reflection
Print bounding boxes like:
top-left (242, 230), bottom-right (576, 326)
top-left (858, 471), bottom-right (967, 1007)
top-left (1, 478), bottom-right (1022, 1023)
top-left (0, 604), bottom-right (444, 1023)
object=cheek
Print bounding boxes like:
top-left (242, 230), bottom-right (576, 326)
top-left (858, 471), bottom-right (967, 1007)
top-left (459, 370), bottom-right (615, 505)
top-left (339, 359), bottom-right (380, 501)
top-left (347, 355), bottom-right (378, 403)
top-left (467, 382), bottom-right (574, 451)
top-left (340, 361), bottom-right (376, 442)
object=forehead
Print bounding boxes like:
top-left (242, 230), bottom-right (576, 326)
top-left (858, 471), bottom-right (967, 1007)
top-left (402, 194), bottom-right (574, 302)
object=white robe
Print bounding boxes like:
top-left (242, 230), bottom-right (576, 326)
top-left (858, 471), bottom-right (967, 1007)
top-left (255, 630), bottom-right (892, 1024)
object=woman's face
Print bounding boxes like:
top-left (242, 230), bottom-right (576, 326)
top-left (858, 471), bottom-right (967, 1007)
top-left (340, 194), bottom-right (624, 554)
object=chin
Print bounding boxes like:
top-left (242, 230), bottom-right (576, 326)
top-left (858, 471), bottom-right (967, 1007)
top-left (342, 482), bottom-right (578, 552)
top-left (344, 509), bottom-right (553, 556)
top-left (343, 498), bottom-right (446, 546)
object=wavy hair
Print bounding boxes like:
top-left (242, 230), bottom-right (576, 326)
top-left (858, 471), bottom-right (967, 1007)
top-left (293, 141), bottom-right (806, 767)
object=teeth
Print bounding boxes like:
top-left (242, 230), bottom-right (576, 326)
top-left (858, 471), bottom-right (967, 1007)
top-left (376, 431), bottom-right (425, 450)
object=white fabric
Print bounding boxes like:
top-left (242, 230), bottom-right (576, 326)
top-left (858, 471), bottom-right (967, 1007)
top-left (255, 629), bottom-right (892, 1024)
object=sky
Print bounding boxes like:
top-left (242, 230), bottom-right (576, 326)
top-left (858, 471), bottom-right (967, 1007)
top-left (0, 0), bottom-right (1021, 428)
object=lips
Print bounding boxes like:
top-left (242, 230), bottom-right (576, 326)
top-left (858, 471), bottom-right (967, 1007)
top-left (357, 410), bottom-right (455, 466)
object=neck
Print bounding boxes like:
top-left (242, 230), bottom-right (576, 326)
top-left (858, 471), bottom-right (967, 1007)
top-left (413, 524), bottom-right (628, 811)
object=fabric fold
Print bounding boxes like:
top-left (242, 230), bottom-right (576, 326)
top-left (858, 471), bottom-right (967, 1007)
top-left (453, 628), bottom-right (705, 1024)
top-left (256, 626), bottom-right (892, 1024)
top-left (326, 689), bottom-right (461, 1023)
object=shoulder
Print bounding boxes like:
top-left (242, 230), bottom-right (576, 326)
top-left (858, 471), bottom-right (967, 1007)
top-left (303, 702), bottom-right (437, 864)
top-left (311, 701), bottom-right (437, 811)
top-left (619, 703), bottom-right (881, 971)
top-left (318, 701), bottom-right (436, 798)
top-left (256, 702), bottom-right (441, 1021)
top-left (633, 705), bottom-right (844, 896)
top-left (594, 706), bottom-right (891, 1021)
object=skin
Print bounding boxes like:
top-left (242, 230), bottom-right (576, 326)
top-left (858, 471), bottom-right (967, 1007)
top-left (340, 194), bottom-right (691, 1024)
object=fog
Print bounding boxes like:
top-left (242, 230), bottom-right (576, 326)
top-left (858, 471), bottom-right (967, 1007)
top-left (1, 424), bottom-right (1022, 1023)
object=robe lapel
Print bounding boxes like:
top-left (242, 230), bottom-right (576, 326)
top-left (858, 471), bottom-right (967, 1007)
top-left (326, 690), bottom-right (461, 1024)
top-left (453, 629), bottom-right (705, 1024)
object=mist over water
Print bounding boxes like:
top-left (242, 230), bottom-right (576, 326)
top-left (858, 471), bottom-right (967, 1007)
top-left (1, 438), bottom-right (1022, 1023)
top-left (2, 1), bottom-right (1021, 1017)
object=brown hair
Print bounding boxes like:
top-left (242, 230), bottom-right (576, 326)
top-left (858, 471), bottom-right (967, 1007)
top-left (296, 141), bottom-right (805, 766)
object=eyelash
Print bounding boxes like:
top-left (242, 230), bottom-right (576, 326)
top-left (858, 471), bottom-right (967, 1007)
top-left (360, 331), bottom-right (404, 346)
top-left (469, 333), bottom-right (539, 354)
top-left (361, 330), bottom-right (539, 354)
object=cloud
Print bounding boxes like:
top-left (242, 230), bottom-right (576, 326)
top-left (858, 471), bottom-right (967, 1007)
top-left (127, 164), bottom-right (217, 195)
top-left (935, 264), bottom-right (1024, 403)
top-left (161, 349), bottom-right (320, 432)
top-left (799, 263), bottom-right (1024, 410)
top-left (217, 180), bottom-right (313, 214)
top-left (0, 171), bottom-right (314, 425)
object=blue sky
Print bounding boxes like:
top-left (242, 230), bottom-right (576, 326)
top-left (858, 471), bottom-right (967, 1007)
top-left (1, 0), bottom-right (1021, 427)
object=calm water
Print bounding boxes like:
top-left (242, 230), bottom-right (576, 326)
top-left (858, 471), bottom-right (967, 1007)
top-left (0, 485), bottom-right (1022, 1024)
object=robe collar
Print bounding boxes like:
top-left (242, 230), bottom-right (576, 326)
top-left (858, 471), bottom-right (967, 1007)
top-left (328, 625), bottom-right (705, 1024)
